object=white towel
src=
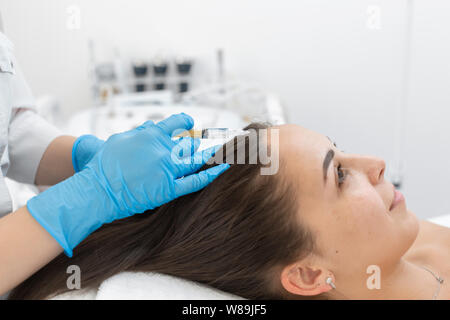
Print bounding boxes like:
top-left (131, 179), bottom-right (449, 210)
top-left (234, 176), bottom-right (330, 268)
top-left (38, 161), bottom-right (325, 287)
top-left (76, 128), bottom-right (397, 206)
top-left (428, 213), bottom-right (450, 228)
top-left (51, 272), bottom-right (242, 300)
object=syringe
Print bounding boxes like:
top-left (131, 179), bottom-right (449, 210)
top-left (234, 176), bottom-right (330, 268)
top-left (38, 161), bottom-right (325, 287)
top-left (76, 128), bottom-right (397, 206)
top-left (176, 128), bottom-right (249, 139)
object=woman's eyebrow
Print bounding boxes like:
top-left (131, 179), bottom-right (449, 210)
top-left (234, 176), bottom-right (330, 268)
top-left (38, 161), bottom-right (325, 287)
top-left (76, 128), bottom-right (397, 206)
top-left (323, 149), bottom-right (335, 183)
top-left (326, 136), bottom-right (337, 147)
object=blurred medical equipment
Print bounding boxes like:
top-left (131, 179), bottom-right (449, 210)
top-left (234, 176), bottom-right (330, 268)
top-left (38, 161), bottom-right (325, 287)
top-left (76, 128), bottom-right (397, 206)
top-left (180, 80), bottom-right (286, 124)
top-left (66, 105), bottom-right (245, 138)
top-left (67, 58), bottom-right (286, 139)
top-left (80, 40), bottom-right (286, 153)
top-left (86, 41), bottom-right (286, 124)
top-left (65, 94), bottom-right (285, 139)
top-left (88, 40), bottom-right (195, 106)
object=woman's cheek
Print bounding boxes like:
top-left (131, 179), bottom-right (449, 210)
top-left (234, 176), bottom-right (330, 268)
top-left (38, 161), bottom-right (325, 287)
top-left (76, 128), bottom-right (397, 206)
top-left (344, 192), bottom-right (390, 240)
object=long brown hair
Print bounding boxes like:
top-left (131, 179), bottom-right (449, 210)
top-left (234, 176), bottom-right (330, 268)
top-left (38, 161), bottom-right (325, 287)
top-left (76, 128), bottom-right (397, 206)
top-left (10, 123), bottom-right (315, 300)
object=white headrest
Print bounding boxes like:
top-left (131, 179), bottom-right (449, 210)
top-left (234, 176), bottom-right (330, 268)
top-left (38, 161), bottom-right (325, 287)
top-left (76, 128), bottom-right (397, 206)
top-left (52, 272), bottom-right (244, 300)
top-left (96, 272), bottom-right (244, 300)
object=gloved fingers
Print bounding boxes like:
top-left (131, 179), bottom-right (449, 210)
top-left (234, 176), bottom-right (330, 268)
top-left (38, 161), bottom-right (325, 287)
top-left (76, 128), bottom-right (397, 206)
top-left (174, 144), bottom-right (222, 177)
top-left (134, 120), bottom-right (155, 131)
top-left (156, 113), bottom-right (194, 137)
top-left (173, 163), bottom-right (230, 197)
top-left (172, 137), bottom-right (201, 159)
top-left (72, 134), bottom-right (105, 172)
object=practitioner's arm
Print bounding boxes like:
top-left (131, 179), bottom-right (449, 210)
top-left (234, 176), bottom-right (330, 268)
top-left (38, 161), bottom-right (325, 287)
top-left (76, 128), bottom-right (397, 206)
top-left (0, 206), bottom-right (62, 295)
top-left (34, 135), bottom-right (77, 186)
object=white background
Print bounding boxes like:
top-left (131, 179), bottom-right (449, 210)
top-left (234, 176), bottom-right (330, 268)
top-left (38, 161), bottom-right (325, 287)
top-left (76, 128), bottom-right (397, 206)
top-left (0, 0), bottom-right (449, 219)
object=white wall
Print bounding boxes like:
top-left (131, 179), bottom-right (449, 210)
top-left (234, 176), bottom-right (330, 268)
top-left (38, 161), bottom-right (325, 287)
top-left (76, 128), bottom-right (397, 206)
top-left (402, 0), bottom-right (450, 218)
top-left (1, 0), bottom-right (449, 218)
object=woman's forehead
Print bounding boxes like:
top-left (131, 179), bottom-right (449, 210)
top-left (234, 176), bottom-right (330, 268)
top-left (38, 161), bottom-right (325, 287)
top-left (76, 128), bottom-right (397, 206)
top-left (278, 124), bottom-right (332, 196)
top-left (279, 124), bottom-right (330, 162)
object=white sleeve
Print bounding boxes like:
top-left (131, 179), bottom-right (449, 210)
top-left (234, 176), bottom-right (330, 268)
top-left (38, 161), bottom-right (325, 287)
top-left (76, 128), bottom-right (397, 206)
top-left (6, 109), bottom-right (62, 184)
top-left (2, 33), bottom-right (62, 184)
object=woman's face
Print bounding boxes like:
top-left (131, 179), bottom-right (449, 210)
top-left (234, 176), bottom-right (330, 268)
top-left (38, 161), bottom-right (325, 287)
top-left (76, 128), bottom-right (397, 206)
top-left (277, 124), bottom-right (419, 296)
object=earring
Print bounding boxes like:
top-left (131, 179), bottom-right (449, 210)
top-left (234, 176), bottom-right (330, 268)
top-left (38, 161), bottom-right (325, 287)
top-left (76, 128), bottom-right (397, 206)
top-left (326, 277), bottom-right (336, 290)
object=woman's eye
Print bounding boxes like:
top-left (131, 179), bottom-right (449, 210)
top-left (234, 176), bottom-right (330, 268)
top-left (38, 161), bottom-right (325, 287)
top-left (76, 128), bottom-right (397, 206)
top-left (337, 164), bottom-right (346, 186)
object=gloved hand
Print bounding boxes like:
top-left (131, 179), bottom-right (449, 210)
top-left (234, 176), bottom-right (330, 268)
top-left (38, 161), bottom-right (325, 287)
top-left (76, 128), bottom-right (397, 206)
top-left (27, 113), bottom-right (229, 257)
top-left (72, 134), bottom-right (104, 173)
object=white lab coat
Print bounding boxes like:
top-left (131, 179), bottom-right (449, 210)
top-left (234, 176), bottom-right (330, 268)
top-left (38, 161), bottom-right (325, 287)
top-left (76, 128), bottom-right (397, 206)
top-left (0, 31), bottom-right (61, 217)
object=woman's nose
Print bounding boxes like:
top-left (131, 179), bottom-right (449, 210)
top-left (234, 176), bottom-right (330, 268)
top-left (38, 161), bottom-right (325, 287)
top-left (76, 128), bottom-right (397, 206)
top-left (351, 155), bottom-right (385, 185)
top-left (365, 157), bottom-right (386, 185)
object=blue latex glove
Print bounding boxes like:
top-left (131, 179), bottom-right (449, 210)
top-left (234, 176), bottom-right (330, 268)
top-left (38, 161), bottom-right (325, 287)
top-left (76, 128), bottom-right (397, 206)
top-left (27, 113), bottom-right (229, 257)
top-left (72, 135), bottom-right (104, 173)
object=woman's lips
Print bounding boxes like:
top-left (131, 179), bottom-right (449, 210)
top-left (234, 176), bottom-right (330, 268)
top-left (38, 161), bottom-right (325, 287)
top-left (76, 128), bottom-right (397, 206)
top-left (389, 189), bottom-right (405, 210)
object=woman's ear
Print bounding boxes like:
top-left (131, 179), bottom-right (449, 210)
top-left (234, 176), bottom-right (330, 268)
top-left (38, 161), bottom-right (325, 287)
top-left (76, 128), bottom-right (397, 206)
top-left (280, 263), bottom-right (334, 296)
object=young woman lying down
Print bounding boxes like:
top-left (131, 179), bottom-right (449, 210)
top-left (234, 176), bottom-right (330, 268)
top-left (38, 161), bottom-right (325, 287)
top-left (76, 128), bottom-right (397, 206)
top-left (10, 123), bottom-right (449, 300)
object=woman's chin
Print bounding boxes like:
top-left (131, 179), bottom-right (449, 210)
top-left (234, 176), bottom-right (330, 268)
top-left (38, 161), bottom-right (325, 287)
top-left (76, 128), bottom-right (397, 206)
top-left (401, 209), bottom-right (420, 244)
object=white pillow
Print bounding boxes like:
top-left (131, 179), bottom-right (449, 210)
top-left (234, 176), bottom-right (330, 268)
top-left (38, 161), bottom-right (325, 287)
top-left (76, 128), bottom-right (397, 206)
top-left (52, 272), bottom-right (243, 300)
top-left (428, 213), bottom-right (450, 228)
top-left (98, 272), bottom-right (243, 300)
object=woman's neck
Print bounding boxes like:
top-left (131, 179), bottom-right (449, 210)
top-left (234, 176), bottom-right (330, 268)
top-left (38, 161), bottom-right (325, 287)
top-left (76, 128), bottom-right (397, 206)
top-left (377, 259), bottom-right (444, 300)
top-left (335, 259), bottom-right (446, 300)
